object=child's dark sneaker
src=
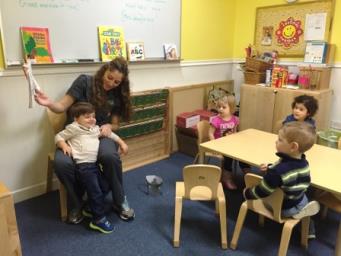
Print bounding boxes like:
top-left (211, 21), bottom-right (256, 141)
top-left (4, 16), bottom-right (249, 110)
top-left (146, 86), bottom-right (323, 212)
top-left (113, 196), bottom-right (135, 221)
top-left (67, 209), bottom-right (84, 224)
top-left (82, 207), bottom-right (93, 218)
top-left (292, 201), bottom-right (320, 219)
top-left (89, 217), bottom-right (114, 234)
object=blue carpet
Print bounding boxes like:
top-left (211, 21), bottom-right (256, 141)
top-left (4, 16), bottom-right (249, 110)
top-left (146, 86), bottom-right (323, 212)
top-left (15, 153), bottom-right (339, 256)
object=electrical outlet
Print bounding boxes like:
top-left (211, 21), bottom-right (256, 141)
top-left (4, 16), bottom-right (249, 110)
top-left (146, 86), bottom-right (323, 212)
top-left (331, 121), bottom-right (341, 130)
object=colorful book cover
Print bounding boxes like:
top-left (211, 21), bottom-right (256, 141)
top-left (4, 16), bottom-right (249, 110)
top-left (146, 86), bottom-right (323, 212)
top-left (98, 26), bottom-right (127, 61)
top-left (20, 27), bottom-right (54, 63)
top-left (126, 42), bottom-right (145, 61)
top-left (163, 43), bottom-right (178, 60)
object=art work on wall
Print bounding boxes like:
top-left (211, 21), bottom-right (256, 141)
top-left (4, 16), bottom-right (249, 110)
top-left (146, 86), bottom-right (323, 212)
top-left (261, 26), bottom-right (273, 46)
top-left (254, 0), bottom-right (333, 57)
top-left (275, 17), bottom-right (303, 48)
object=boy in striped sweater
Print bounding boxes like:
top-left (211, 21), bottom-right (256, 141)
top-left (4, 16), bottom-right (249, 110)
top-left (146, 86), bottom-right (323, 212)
top-left (243, 121), bottom-right (320, 220)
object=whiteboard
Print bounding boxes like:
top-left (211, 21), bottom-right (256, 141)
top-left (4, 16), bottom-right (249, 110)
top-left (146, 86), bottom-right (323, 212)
top-left (0, 0), bottom-right (181, 65)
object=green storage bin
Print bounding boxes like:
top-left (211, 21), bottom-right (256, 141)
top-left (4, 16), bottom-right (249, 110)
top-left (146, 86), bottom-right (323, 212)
top-left (317, 129), bottom-right (341, 149)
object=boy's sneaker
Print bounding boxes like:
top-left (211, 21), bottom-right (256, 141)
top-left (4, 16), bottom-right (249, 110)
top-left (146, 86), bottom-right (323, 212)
top-left (68, 209), bottom-right (84, 224)
top-left (292, 201), bottom-right (320, 219)
top-left (113, 196), bottom-right (135, 221)
top-left (82, 206), bottom-right (93, 218)
top-left (89, 217), bottom-right (114, 234)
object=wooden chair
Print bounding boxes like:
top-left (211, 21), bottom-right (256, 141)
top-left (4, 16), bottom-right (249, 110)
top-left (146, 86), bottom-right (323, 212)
top-left (315, 137), bottom-right (341, 256)
top-left (193, 120), bottom-right (224, 166)
top-left (173, 164), bottom-right (227, 249)
top-left (231, 173), bottom-right (310, 256)
top-left (0, 182), bottom-right (22, 256)
top-left (46, 109), bottom-right (68, 221)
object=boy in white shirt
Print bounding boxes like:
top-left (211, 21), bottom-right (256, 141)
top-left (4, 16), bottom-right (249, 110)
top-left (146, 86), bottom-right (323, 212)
top-left (55, 102), bottom-right (128, 233)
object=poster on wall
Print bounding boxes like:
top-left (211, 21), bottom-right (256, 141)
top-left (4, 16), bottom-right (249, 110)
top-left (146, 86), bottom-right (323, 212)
top-left (254, 1), bottom-right (333, 57)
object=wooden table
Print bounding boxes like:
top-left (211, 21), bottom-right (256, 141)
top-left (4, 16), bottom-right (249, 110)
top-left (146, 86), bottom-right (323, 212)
top-left (200, 128), bottom-right (341, 255)
top-left (199, 128), bottom-right (341, 197)
top-left (0, 182), bottom-right (22, 256)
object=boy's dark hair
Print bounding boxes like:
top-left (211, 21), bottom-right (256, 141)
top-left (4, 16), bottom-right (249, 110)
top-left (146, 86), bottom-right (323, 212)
top-left (70, 102), bottom-right (95, 118)
top-left (291, 95), bottom-right (318, 117)
top-left (280, 121), bottom-right (316, 153)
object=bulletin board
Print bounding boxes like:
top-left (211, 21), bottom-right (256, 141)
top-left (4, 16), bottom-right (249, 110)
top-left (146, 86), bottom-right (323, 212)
top-left (254, 0), bottom-right (334, 57)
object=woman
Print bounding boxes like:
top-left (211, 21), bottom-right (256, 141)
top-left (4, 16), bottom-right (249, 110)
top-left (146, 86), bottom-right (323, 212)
top-left (30, 57), bottom-right (135, 224)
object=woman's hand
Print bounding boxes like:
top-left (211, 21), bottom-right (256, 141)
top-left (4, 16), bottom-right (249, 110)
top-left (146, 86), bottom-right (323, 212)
top-left (100, 124), bottom-right (113, 137)
top-left (118, 140), bottom-right (129, 155)
top-left (34, 89), bottom-right (52, 107)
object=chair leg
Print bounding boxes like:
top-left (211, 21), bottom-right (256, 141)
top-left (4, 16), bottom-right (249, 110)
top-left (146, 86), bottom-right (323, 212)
top-left (278, 221), bottom-right (297, 256)
top-left (231, 202), bottom-right (248, 250)
top-left (300, 217), bottom-right (309, 249)
top-left (218, 197), bottom-right (228, 249)
top-left (59, 181), bottom-right (68, 222)
top-left (173, 196), bottom-right (183, 247)
top-left (46, 158), bottom-right (54, 193)
top-left (193, 153), bottom-right (199, 164)
top-left (336, 222), bottom-right (341, 256)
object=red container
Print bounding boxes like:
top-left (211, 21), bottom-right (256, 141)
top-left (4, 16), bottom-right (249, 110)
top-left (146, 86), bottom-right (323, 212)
top-left (176, 112), bottom-right (200, 128)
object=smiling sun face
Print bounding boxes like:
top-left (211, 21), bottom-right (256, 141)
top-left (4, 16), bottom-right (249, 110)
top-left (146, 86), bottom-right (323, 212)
top-left (275, 17), bottom-right (303, 48)
top-left (282, 24), bottom-right (296, 39)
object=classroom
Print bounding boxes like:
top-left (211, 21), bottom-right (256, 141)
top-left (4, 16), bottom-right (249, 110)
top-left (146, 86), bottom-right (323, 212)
top-left (0, 0), bottom-right (340, 255)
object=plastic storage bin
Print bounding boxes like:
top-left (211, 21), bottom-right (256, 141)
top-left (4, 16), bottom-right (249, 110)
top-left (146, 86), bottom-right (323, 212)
top-left (317, 129), bottom-right (341, 149)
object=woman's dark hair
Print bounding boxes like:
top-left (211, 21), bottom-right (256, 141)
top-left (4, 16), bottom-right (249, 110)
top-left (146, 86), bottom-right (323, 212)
top-left (91, 57), bottom-right (132, 121)
top-left (291, 95), bottom-right (318, 117)
top-left (70, 102), bottom-right (95, 118)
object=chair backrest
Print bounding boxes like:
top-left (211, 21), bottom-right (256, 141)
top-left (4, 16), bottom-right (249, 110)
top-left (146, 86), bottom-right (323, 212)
top-left (183, 164), bottom-right (221, 200)
top-left (197, 120), bottom-right (210, 145)
top-left (46, 109), bottom-right (66, 135)
top-left (244, 173), bottom-right (284, 222)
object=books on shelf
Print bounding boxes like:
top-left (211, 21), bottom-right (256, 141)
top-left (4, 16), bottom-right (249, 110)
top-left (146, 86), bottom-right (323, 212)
top-left (126, 42), bottom-right (145, 61)
top-left (98, 26), bottom-right (127, 61)
top-left (163, 43), bottom-right (178, 60)
top-left (20, 27), bottom-right (54, 63)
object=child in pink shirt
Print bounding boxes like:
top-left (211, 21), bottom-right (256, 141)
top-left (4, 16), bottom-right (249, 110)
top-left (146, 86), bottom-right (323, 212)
top-left (209, 95), bottom-right (250, 190)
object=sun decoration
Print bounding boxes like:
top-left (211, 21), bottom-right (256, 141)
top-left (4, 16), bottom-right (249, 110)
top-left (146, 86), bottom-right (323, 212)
top-left (275, 17), bottom-right (303, 48)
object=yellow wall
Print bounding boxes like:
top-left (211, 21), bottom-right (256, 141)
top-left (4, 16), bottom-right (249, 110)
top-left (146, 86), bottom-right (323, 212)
top-left (181, 0), bottom-right (236, 60)
top-left (233, 0), bottom-right (341, 61)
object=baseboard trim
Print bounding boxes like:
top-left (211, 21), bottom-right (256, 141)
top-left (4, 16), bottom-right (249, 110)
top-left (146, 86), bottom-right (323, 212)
top-left (12, 179), bottom-right (59, 203)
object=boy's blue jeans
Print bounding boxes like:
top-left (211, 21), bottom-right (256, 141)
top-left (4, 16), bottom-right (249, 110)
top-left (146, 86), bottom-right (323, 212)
top-left (76, 162), bottom-right (108, 221)
top-left (281, 194), bottom-right (308, 217)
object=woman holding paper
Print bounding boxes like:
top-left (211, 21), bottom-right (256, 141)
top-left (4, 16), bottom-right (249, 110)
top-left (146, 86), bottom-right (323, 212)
top-left (25, 57), bottom-right (135, 224)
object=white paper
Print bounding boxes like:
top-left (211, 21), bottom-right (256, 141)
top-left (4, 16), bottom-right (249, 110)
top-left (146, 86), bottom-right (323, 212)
top-left (23, 60), bottom-right (41, 108)
top-left (304, 42), bottom-right (326, 64)
top-left (304, 13), bottom-right (327, 41)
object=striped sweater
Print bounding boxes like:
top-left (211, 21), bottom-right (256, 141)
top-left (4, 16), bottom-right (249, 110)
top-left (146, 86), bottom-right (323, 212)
top-left (244, 152), bottom-right (311, 209)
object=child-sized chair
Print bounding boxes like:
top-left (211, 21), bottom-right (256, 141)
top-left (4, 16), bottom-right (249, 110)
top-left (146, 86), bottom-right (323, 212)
top-left (173, 164), bottom-right (227, 249)
top-left (231, 173), bottom-right (310, 256)
top-left (193, 120), bottom-right (224, 166)
top-left (46, 109), bottom-right (68, 221)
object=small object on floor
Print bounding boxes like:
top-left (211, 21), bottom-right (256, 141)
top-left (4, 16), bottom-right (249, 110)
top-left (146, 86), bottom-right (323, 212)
top-left (89, 217), bottom-right (114, 234)
top-left (113, 196), bottom-right (135, 221)
top-left (67, 209), bottom-right (84, 224)
top-left (292, 201), bottom-right (320, 219)
top-left (146, 175), bottom-right (163, 196)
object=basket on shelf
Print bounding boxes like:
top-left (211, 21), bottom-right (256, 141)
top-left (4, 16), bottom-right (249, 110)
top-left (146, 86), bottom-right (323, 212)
top-left (245, 57), bottom-right (272, 72)
top-left (244, 71), bottom-right (265, 85)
